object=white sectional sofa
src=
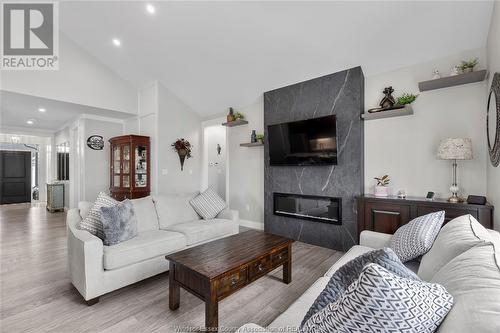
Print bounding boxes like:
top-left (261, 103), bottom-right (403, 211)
top-left (237, 215), bottom-right (500, 333)
top-left (66, 193), bottom-right (239, 304)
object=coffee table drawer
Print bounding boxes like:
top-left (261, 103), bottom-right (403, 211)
top-left (271, 247), bottom-right (288, 266)
top-left (249, 255), bottom-right (272, 280)
top-left (217, 267), bottom-right (247, 297)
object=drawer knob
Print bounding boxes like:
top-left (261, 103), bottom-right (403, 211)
top-left (258, 264), bottom-right (264, 272)
top-left (278, 254), bottom-right (283, 260)
top-left (230, 278), bottom-right (238, 286)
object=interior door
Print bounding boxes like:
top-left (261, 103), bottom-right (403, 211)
top-left (0, 151), bottom-right (32, 204)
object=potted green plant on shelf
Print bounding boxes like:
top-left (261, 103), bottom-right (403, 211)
top-left (256, 134), bottom-right (264, 144)
top-left (459, 58), bottom-right (478, 73)
top-left (234, 112), bottom-right (245, 120)
top-left (374, 175), bottom-right (390, 197)
top-left (396, 93), bottom-right (419, 106)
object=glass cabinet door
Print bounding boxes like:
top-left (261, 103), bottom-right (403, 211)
top-left (135, 145), bottom-right (148, 187)
top-left (112, 145), bottom-right (121, 187)
top-left (122, 144), bottom-right (130, 188)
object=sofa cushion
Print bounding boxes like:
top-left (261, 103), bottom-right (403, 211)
top-left (419, 214), bottom-right (492, 281)
top-left (390, 210), bottom-right (445, 262)
top-left (269, 277), bottom-right (329, 329)
top-left (301, 248), bottom-right (419, 327)
top-left (103, 230), bottom-right (186, 270)
top-left (78, 192), bottom-right (118, 239)
top-left (431, 242), bottom-right (500, 333)
top-left (131, 196), bottom-right (159, 232)
top-left (189, 187), bottom-right (227, 220)
top-left (100, 199), bottom-right (138, 246)
top-left (165, 219), bottom-right (237, 246)
top-left (153, 193), bottom-right (200, 228)
top-left (302, 264), bottom-right (454, 333)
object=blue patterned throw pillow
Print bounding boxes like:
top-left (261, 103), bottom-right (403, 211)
top-left (390, 210), bottom-right (445, 262)
top-left (301, 263), bottom-right (454, 333)
top-left (300, 248), bottom-right (419, 327)
top-left (100, 199), bottom-right (138, 246)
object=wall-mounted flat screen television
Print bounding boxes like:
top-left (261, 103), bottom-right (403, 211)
top-left (268, 115), bottom-right (337, 166)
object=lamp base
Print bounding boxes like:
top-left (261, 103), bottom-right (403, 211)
top-left (448, 196), bottom-right (460, 203)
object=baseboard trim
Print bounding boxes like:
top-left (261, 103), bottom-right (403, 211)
top-left (239, 219), bottom-right (264, 230)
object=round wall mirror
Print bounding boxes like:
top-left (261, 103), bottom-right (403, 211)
top-left (487, 72), bottom-right (500, 167)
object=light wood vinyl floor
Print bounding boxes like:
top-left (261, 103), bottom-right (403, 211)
top-left (0, 203), bottom-right (342, 332)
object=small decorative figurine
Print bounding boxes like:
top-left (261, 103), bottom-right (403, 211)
top-left (251, 130), bottom-right (257, 143)
top-left (450, 66), bottom-right (460, 76)
top-left (432, 69), bottom-right (441, 80)
top-left (217, 144), bottom-right (221, 155)
top-left (226, 107), bottom-right (235, 122)
top-left (379, 86), bottom-right (396, 109)
top-left (397, 190), bottom-right (407, 199)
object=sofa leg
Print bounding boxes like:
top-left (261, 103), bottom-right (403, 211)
top-left (85, 297), bottom-right (99, 306)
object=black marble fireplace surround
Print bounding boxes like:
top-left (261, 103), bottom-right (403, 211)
top-left (264, 67), bottom-right (364, 251)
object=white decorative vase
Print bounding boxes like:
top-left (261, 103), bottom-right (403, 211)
top-left (374, 186), bottom-right (389, 197)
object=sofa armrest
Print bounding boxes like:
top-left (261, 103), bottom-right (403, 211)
top-left (66, 208), bottom-right (104, 300)
top-left (359, 230), bottom-right (392, 248)
top-left (217, 208), bottom-right (239, 224)
top-left (235, 324), bottom-right (271, 333)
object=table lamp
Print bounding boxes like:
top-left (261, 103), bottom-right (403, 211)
top-left (437, 138), bottom-right (473, 203)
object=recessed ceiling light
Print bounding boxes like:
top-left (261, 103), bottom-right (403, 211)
top-left (146, 4), bottom-right (155, 14)
top-left (38, 107), bottom-right (46, 112)
top-left (26, 119), bottom-right (35, 125)
top-left (112, 38), bottom-right (121, 47)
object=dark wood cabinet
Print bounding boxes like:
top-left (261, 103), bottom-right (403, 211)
top-left (357, 195), bottom-right (494, 237)
top-left (109, 135), bottom-right (150, 200)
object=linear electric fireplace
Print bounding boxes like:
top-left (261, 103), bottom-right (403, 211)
top-left (273, 193), bottom-right (341, 225)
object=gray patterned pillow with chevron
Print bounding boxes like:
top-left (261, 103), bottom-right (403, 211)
top-left (300, 248), bottom-right (420, 327)
top-left (78, 192), bottom-right (119, 239)
top-left (301, 263), bottom-right (454, 333)
top-left (190, 187), bottom-right (227, 220)
top-left (390, 210), bottom-right (445, 262)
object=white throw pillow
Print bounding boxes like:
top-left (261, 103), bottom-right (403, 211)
top-left (190, 187), bottom-right (227, 220)
top-left (78, 192), bottom-right (118, 239)
top-left (390, 210), bottom-right (445, 262)
top-left (418, 214), bottom-right (492, 280)
top-left (130, 196), bottom-right (159, 232)
top-left (302, 263), bottom-right (454, 333)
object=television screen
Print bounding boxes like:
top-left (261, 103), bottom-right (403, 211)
top-left (268, 115), bottom-right (337, 166)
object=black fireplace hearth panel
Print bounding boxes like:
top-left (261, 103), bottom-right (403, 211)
top-left (273, 193), bottom-right (341, 225)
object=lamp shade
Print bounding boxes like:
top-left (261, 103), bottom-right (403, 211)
top-left (437, 138), bottom-right (473, 160)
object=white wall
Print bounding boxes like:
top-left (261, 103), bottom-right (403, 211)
top-left (226, 97), bottom-right (265, 228)
top-left (487, 1), bottom-right (500, 231)
top-left (365, 48), bottom-right (488, 199)
top-left (202, 120), bottom-right (227, 199)
top-left (157, 83), bottom-right (201, 194)
top-left (1, 34), bottom-right (137, 115)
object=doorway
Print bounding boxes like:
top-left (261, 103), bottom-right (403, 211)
top-left (0, 151), bottom-right (32, 204)
top-left (202, 118), bottom-right (228, 200)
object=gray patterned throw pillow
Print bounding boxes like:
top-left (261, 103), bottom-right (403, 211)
top-left (78, 192), bottom-right (118, 239)
top-left (190, 187), bottom-right (227, 220)
top-left (301, 248), bottom-right (419, 327)
top-left (390, 210), bottom-right (445, 262)
top-left (100, 199), bottom-right (138, 246)
top-left (301, 263), bottom-right (454, 333)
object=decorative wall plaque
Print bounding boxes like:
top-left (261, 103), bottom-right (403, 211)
top-left (487, 73), bottom-right (500, 167)
top-left (87, 135), bottom-right (104, 150)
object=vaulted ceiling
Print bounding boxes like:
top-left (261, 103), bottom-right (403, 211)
top-left (60, 1), bottom-right (494, 116)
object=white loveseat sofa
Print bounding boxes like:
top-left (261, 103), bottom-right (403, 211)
top-left (67, 193), bottom-right (239, 304)
top-left (237, 215), bottom-right (500, 333)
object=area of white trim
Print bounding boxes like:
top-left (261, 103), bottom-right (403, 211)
top-left (0, 125), bottom-right (55, 136)
top-left (239, 219), bottom-right (264, 230)
top-left (80, 113), bottom-right (126, 124)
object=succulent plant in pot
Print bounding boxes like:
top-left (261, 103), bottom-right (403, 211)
top-left (256, 133), bottom-right (264, 143)
top-left (459, 58), bottom-right (478, 73)
top-left (396, 93), bottom-right (419, 106)
top-left (374, 175), bottom-right (390, 197)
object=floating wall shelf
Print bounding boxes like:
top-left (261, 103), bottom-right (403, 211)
top-left (361, 105), bottom-right (414, 120)
top-left (418, 70), bottom-right (488, 92)
top-left (222, 119), bottom-right (248, 127)
top-left (240, 142), bottom-right (264, 147)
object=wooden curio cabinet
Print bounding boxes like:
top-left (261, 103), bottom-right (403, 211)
top-left (109, 135), bottom-right (150, 200)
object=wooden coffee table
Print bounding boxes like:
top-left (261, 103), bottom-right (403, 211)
top-left (165, 230), bottom-right (294, 332)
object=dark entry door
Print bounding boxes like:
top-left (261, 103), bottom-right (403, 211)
top-left (0, 151), bottom-right (31, 204)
